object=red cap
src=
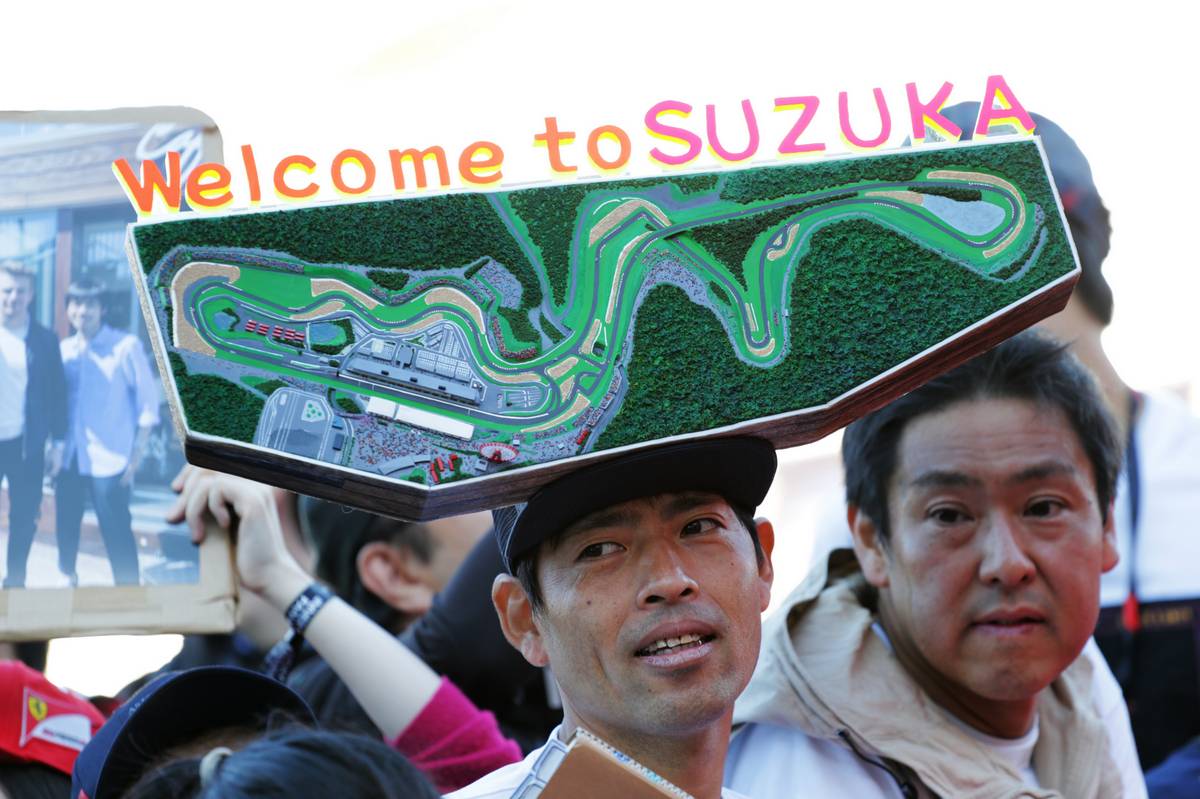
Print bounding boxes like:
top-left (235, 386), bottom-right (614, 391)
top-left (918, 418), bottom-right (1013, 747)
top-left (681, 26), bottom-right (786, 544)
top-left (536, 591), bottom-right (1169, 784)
top-left (0, 661), bottom-right (105, 775)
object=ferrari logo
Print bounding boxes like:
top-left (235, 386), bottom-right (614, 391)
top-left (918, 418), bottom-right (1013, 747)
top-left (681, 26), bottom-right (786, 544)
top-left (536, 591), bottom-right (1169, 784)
top-left (28, 695), bottom-right (48, 722)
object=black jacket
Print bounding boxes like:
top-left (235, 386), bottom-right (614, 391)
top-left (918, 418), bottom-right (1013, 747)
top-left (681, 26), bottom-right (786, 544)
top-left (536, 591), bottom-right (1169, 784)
top-left (21, 320), bottom-right (66, 459)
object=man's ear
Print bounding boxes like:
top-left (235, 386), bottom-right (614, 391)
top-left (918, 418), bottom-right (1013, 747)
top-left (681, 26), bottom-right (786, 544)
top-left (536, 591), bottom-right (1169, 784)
top-left (1101, 499), bottom-right (1119, 573)
top-left (753, 517), bottom-right (775, 611)
top-left (356, 542), bottom-right (434, 616)
top-left (492, 574), bottom-right (549, 667)
top-left (848, 505), bottom-right (889, 588)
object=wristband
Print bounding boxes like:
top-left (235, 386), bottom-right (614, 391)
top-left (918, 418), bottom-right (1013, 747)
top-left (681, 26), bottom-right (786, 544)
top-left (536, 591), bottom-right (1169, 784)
top-left (284, 582), bottom-right (334, 636)
top-left (264, 583), bottom-right (334, 681)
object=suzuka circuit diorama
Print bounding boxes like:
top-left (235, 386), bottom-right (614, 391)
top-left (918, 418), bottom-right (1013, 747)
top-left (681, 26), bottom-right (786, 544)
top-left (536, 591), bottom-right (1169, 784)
top-left (129, 137), bottom-right (1079, 517)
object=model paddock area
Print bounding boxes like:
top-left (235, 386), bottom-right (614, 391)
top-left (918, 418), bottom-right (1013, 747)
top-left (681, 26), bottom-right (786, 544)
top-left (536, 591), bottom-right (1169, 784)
top-left (132, 139), bottom-right (1076, 488)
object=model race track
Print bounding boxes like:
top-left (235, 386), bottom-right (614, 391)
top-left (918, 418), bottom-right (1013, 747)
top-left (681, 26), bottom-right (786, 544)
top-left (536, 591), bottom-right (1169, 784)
top-left (171, 170), bottom-right (1037, 440)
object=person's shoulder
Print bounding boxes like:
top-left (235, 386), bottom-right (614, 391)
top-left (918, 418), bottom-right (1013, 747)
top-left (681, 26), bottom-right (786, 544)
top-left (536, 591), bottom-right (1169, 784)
top-left (1140, 392), bottom-right (1200, 453)
top-left (105, 327), bottom-right (151, 363)
top-left (103, 325), bottom-right (139, 348)
top-left (1076, 639), bottom-right (1148, 798)
top-left (443, 747), bottom-right (542, 799)
top-left (726, 722), bottom-right (902, 798)
top-left (1143, 390), bottom-right (1197, 419)
top-left (728, 721), bottom-right (850, 769)
top-left (1078, 637), bottom-right (1122, 713)
top-left (1146, 736), bottom-right (1200, 799)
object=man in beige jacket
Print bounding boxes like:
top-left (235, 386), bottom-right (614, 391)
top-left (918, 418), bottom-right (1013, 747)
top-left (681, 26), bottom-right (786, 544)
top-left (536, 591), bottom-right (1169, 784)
top-left (726, 332), bottom-right (1145, 798)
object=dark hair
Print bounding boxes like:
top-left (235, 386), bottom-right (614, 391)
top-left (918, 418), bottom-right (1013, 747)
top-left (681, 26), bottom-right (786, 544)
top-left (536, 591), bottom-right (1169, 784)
top-left (514, 507), bottom-right (763, 611)
top-left (0, 763), bottom-right (71, 799)
top-left (12, 640), bottom-right (49, 671)
top-left (298, 497), bottom-right (435, 632)
top-left (124, 727), bottom-right (440, 799)
top-left (842, 331), bottom-right (1121, 540)
top-left (65, 279), bottom-right (107, 307)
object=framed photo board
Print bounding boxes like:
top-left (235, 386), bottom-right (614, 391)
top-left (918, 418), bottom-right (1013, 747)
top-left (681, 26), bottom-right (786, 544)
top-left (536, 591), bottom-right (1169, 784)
top-left (0, 525), bottom-right (234, 640)
top-left (0, 107), bottom-right (236, 639)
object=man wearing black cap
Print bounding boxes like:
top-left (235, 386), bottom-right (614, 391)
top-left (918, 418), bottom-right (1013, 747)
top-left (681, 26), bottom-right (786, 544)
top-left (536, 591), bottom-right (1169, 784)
top-left (450, 437), bottom-right (777, 799)
top-left (55, 280), bottom-right (160, 586)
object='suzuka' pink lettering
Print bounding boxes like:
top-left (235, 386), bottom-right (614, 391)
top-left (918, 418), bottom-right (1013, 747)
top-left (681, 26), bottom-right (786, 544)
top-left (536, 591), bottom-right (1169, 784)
top-left (976, 75), bottom-right (1036, 135)
top-left (645, 101), bottom-right (703, 166)
top-left (775, 96), bottom-right (825, 155)
top-left (838, 88), bottom-right (891, 149)
top-left (906, 81), bottom-right (961, 142)
top-left (706, 100), bottom-right (760, 162)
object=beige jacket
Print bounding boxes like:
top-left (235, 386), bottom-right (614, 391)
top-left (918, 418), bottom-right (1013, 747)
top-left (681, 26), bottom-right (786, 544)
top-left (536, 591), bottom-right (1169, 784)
top-left (733, 549), bottom-right (1123, 799)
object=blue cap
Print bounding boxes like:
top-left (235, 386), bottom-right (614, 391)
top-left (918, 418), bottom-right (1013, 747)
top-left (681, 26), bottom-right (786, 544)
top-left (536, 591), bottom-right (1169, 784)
top-left (71, 666), bottom-right (315, 799)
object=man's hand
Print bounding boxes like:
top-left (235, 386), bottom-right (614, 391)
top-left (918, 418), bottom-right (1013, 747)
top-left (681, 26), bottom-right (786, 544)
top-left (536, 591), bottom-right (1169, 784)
top-left (167, 466), bottom-right (307, 606)
top-left (122, 426), bottom-right (153, 486)
top-left (46, 441), bottom-right (64, 479)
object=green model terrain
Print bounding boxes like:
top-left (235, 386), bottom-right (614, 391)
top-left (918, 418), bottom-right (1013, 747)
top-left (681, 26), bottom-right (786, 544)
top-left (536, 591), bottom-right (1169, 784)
top-left (134, 139), bottom-right (1072, 462)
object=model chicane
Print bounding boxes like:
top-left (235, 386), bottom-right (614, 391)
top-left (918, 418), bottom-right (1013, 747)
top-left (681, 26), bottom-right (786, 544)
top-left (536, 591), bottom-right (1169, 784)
top-left (131, 138), bottom-right (1074, 494)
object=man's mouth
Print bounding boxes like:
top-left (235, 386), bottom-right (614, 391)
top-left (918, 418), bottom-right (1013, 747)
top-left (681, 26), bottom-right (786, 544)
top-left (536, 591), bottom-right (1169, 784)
top-left (972, 607), bottom-right (1047, 631)
top-left (635, 632), bottom-right (717, 657)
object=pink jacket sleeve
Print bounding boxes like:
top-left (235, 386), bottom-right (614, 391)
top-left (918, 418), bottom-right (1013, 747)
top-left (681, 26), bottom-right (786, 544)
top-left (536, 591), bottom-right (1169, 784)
top-left (388, 677), bottom-right (523, 793)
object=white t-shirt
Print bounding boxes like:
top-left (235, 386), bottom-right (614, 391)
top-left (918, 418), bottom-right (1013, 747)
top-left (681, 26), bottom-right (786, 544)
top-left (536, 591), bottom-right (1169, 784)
top-left (1102, 392), bottom-right (1200, 605)
top-left (448, 727), bottom-right (749, 799)
top-left (947, 708), bottom-right (1040, 786)
top-left (0, 322), bottom-right (28, 440)
top-left (724, 640), bottom-right (1147, 798)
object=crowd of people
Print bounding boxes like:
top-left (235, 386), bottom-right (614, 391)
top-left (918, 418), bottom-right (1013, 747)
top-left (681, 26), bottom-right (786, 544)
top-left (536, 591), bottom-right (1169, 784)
top-left (1, 114), bottom-right (1198, 798)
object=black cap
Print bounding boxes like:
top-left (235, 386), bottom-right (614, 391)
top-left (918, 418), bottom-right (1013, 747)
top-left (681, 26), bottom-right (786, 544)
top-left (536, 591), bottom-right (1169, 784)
top-left (493, 437), bottom-right (777, 573)
top-left (71, 666), bottom-right (316, 799)
top-left (940, 102), bottom-right (1114, 325)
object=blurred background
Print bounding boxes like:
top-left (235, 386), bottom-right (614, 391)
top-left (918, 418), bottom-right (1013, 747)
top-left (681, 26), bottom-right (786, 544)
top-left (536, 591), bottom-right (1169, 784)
top-left (0, 1), bottom-right (1192, 695)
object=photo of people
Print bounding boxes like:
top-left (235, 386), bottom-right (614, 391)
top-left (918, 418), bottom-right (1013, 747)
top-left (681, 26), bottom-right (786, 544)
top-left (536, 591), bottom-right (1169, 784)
top-left (0, 114), bottom-right (216, 591)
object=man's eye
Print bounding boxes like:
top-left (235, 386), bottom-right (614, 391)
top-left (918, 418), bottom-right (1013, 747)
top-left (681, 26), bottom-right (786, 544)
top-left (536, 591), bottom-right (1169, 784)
top-left (578, 542), bottom-right (623, 560)
top-left (1026, 499), bottom-right (1065, 518)
top-left (682, 518), bottom-right (719, 536)
top-left (929, 506), bottom-right (970, 525)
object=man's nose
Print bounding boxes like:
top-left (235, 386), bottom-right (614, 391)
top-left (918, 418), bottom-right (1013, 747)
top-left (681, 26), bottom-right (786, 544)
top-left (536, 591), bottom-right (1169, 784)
top-left (978, 515), bottom-right (1036, 588)
top-left (636, 540), bottom-right (699, 607)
